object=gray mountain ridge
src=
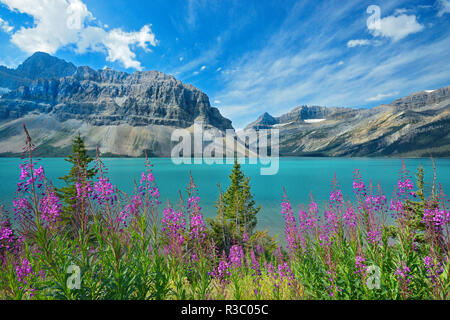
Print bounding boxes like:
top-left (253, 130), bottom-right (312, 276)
top-left (246, 87), bottom-right (450, 157)
top-left (0, 52), bottom-right (448, 157)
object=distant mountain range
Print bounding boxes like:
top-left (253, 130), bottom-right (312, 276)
top-left (0, 52), bottom-right (448, 157)
top-left (246, 87), bottom-right (450, 157)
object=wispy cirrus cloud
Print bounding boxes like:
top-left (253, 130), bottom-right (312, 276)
top-left (0, 17), bottom-right (13, 33)
top-left (437, 0), bottom-right (450, 16)
top-left (0, 0), bottom-right (158, 70)
top-left (213, 0), bottom-right (450, 128)
top-left (366, 91), bottom-right (399, 102)
top-left (347, 39), bottom-right (371, 47)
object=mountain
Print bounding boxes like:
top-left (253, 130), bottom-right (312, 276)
top-left (0, 52), bottom-right (76, 91)
top-left (246, 87), bottom-right (450, 157)
top-left (0, 53), bottom-right (232, 157)
top-left (1, 53), bottom-right (448, 158)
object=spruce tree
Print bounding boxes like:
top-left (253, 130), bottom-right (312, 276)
top-left (57, 133), bottom-right (97, 225)
top-left (208, 158), bottom-right (261, 252)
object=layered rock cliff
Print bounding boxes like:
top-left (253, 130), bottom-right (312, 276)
top-left (0, 53), bottom-right (232, 157)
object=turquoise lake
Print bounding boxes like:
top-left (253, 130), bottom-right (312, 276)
top-left (1, 157), bottom-right (449, 238)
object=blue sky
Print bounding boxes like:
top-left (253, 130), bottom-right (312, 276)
top-left (0, 0), bottom-right (449, 128)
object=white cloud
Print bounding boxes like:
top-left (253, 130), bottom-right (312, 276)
top-left (215, 4), bottom-right (450, 128)
top-left (347, 39), bottom-right (371, 47)
top-left (214, 100), bottom-right (221, 104)
top-left (365, 91), bottom-right (399, 102)
top-left (394, 8), bottom-right (409, 15)
top-left (437, 0), bottom-right (450, 16)
top-left (200, 65), bottom-right (206, 71)
top-left (0, 0), bottom-right (158, 70)
top-left (368, 13), bottom-right (424, 42)
top-left (0, 17), bottom-right (14, 33)
top-left (179, 57), bottom-right (184, 62)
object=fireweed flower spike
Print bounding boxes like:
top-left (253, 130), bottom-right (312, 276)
top-left (15, 258), bottom-right (36, 298)
top-left (39, 191), bottom-right (62, 226)
top-left (161, 206), bottom-right (186, 256)
top-left (186, 179), bottom-right (206, 244)
top-left (394, 261), bottom-right (412, 299)
top-left (281, 188), bottom-right (298, 255)
top-left (229, 245), bottom-right (245, 268)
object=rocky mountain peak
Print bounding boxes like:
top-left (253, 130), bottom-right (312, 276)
top-left (16, 52), bottom-right (77, 80)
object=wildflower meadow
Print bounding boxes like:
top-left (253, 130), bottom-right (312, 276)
top-left (0, 127), bottom-right (449, 300)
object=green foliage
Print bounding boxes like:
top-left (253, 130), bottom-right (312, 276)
top-left (207, 158), bottom-right (262, 253)
top-left (57, 134), bottom-right (97, 228)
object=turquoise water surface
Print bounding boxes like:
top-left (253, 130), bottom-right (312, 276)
top-left (1, 157), bottom-right (449, 238)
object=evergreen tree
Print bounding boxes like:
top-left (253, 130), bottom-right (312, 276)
top-left (207, 158), bottom-right (261, 252)
top-left (57, 133), bottom-right (97, 225)
top-left (388, 164), bottom-right (442, 251)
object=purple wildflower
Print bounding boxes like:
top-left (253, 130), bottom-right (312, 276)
top-left (39, 191), bottom-right (62, 225)
top-left (281, 196), bottom-right (298, 254)
top-left (229, 245), bottom-right (244, 268)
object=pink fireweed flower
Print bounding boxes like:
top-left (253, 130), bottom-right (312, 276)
top-left (140, 172), bottom-right (155, 184)
top-left (39, 191), bottom-right (62, 225)
top-left (189, 212), bottom-right (205, 240)
top-left (306, 201), bottom-right (318, 228)
top-left (19, 163), bottom-right (30, 181)
top-left (13, 198), bottom-right (32, 217)
top-left (395, 262), bottom-right (412, 278)
top-left (365, 194), bottom-right (387, 213)
top-left (354, 255), bottom-right (367, 277)
top-left (33, 166), bottom-right (45, 182)
top-left (76, 181), bottom-right (93, 199)
top-left (390, 199), bottom-right (404, 212)
top-left (229, 245), bottom-right (245, 268)
top-left (297, 208), bottom-right (309, 248)
top-left (118, 195), bottom-right (143, 226)
top-left (278, 262), bottom-right (294, 286)
top-left (343, 206), bottom-right (357, 228)
top-left (352, 169), bottom-right (366, 196)
top-left (15, 258), bottom-right (36, 298)
top-left (281, 197), bottom-right (298, 253)
top-left (91, 178), bottom-right (116, 205)
top-left (266, 262), bottom-right (280, 291)
top-left (0, 225), bottom-right (13, 243)
top-left (423, 207), bottom-right (449, 228)
top-left (318, 223), bottom-right (331, 247)
top-left (209, 253), bottom-right (231, 284)
top-left (187, 196), bottom-right (206, 243)
top-left (161, 207), bottom-right (186, 247)
top-left (395, 163), bottom-right (416, 200)
top-left (329, 189), bottom-right (343, 205)
top-left (366, 227), bottom-right (382, 245)
top-left (137, 168), bottom-right (161, 208)
top-left (299, 202), bottom-right (318, 235)
top-left (16, 258), bottom-right (33, 282)
top-left (324, 209), bottom-right (339, 235)
top-left (424, 256), bottom-right (444, 283)
top-left (248, 250), bottom-right (262, 295)
top-left (0, 221), bottom-right (15, 259)
top-left (397, 179), bottom-right (415, 197)
top-left (395, 261), bottom-right (412, 299)
top-left (18, 163), bottom-right (42, 192)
